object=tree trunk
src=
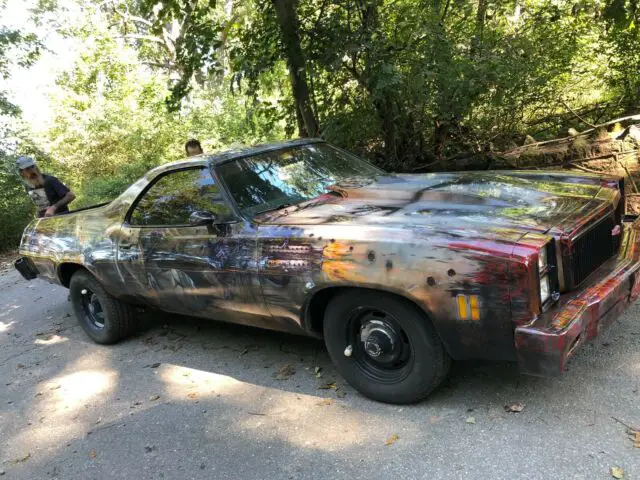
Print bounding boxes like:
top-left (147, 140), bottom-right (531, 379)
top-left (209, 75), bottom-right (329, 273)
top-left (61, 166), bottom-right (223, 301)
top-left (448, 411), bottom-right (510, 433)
top-left (272, 0), bottom-right (319, 137)
top-left (471, 0), bottom-right (487, 57)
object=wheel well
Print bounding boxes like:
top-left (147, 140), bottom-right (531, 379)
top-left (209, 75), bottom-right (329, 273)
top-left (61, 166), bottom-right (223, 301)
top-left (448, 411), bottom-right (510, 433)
top-left (306, 287), bottom-right (433, 336)
top-left (58, 263), bottom-right (87, 288)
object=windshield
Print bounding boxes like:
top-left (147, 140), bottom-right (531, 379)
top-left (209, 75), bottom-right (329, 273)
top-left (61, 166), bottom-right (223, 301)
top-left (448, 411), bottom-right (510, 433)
top-left (216, 143), bottom-right (384, 217)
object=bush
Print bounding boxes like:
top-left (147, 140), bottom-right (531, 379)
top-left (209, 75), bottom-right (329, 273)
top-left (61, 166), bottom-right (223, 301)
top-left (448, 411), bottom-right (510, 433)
top-left (0, 156), bottom-right (34, 251)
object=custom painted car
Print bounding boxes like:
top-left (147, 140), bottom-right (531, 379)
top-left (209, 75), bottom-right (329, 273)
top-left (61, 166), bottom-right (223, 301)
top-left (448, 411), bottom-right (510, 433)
top-left (15, 139), bottom-right (640, 403)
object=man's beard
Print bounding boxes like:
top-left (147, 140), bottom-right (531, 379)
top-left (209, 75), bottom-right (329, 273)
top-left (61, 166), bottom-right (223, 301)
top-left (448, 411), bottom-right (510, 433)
top-left (23, 172), bottom-right (45, 189)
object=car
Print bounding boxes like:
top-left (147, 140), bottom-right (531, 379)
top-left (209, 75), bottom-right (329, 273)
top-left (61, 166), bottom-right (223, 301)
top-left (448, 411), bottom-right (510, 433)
top-left (15, 138), bottom-right (640, 403)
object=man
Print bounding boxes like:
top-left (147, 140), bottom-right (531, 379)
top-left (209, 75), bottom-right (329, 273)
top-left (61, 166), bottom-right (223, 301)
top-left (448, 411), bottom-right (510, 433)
top-left (17, 156), bottom-right (75, 218)
top-left (185, 138), bottom-right (203, 157)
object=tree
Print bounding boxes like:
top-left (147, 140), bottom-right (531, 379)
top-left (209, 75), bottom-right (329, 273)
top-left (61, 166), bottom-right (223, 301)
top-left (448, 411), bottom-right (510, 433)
top-left (272, 0), bottom-right (319, 137)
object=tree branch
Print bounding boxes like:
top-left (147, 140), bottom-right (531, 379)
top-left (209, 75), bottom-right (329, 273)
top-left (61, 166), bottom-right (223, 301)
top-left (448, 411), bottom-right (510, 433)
top-left (441, 0), bottom-right (452, 21)
top-left (560, 100), bottom-right (596, 128)
top-left (112, 7), bottom-right (153, 27)
top-left (118, 34), bottom-right (167, 45)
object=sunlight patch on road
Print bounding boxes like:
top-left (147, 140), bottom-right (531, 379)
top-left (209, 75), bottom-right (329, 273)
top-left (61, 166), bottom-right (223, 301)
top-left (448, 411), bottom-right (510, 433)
top-left (0, 321), bottom-right (15, 333)
top-left (48, 369), bottom-right (116, 406)
top-left (0, 304), bottom-right (21, 319)
top-left (34, 334), bottom-right (67, 345)
top-left (159, 364), bottom-right (245, 400)
top-left (7, 353), bottom-right (119, 461)
top-left (158, 363), bottom-right (406, 453)
top-left (618, 356), bottom-right (640, 375)
top-left (235, 391), bottom-right (373, 452)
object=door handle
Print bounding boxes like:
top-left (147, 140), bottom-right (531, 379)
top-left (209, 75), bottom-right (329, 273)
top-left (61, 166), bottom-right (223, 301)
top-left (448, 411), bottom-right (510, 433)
top-left (120, 243), bottom-right (134, 250)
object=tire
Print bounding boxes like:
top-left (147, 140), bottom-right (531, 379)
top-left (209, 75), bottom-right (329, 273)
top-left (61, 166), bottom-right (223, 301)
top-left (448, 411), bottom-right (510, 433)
top-left (323, 290), bottom-right (451, 404)
top-left (69, 270), bottom-right (136, 344)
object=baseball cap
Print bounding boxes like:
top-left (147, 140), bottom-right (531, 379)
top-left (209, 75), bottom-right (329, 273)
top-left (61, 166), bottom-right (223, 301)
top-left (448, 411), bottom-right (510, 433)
top-left (16, 156), bottom-right (36, 170)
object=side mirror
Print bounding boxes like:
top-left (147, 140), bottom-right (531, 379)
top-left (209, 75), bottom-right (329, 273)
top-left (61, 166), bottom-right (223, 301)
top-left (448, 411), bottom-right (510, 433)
top-left (189, 210), bottom-right (217, 226)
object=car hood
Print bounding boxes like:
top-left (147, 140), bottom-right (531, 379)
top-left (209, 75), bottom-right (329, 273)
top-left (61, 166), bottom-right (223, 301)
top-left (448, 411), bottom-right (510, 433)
top-left (255, 171), bottom-right (613, 242)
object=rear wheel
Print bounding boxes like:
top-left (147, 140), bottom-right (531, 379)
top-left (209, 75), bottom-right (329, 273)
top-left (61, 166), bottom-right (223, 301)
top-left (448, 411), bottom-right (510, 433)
top-left (69, 270), bottom-right (136, 344)
top-left (323, 290), bottom-right (450, 404)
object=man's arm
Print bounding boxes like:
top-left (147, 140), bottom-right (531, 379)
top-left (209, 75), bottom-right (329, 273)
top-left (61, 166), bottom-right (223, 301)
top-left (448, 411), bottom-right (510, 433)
top-left (45, 192), bottom-right (76, 216)
top-left (44, 176), bottom-right (76, 217)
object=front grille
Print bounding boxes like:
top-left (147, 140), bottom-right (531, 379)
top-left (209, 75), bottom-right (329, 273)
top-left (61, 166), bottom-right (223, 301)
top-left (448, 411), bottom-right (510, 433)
top-left (570, 215), bottom-right (616, 286)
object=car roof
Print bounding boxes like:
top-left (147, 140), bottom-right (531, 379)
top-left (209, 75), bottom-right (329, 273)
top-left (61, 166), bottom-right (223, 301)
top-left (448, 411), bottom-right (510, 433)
top-left (146, 138), bottom-right (324, 178)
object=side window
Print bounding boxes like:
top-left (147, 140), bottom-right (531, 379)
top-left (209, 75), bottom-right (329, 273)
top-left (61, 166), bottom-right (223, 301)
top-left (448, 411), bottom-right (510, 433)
top-left (130, 168), bottom-right (233, 226)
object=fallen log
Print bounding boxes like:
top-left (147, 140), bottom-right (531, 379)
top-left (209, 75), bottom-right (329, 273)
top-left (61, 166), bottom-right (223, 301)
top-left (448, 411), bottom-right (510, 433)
top-left (420, 114), bottom-right (640, 172)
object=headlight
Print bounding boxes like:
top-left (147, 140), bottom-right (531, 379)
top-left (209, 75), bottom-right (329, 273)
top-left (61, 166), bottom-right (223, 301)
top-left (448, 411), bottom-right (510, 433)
top-left (538, 247), bottom-right (548, 271)
top-left (539, 274), bottom-right (550, 304)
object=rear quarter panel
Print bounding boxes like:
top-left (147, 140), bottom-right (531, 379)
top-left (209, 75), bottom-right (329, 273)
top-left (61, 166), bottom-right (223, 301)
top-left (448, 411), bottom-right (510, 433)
top-left (19, 206), bottom-right (124, 292)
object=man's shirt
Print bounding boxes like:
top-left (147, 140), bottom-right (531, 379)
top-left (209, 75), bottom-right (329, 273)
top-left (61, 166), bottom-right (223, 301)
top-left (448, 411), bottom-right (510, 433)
top-left (26, 174), bottom-right (71, 217)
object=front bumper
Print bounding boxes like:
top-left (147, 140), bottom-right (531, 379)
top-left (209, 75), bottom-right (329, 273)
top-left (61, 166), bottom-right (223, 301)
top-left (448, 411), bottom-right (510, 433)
top-left (515, 215), bottom-right (640, 376)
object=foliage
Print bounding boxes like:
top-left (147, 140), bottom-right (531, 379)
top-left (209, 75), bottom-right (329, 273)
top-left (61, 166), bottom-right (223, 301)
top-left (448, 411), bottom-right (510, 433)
top-left (0, 152), bottom-right (34, 249)
top-left (0, 0), bottom-right (43, 249)
top-left (0, 0), bottom-right (42, 116)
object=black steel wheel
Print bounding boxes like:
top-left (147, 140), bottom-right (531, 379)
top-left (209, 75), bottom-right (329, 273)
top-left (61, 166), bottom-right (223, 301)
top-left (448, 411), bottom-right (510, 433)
top-left (346, 307), bottom-right (413, 384)
top-left (324, 290), bottom-right (451, 404)
top-left (80, 289), bottom-right (105, 329)
top-left (69, 270), bottom-right (136, 344)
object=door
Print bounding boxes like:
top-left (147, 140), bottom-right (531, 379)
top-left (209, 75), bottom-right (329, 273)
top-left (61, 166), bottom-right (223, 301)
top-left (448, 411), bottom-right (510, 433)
top-left (125, 166), bottom-right (265, 324)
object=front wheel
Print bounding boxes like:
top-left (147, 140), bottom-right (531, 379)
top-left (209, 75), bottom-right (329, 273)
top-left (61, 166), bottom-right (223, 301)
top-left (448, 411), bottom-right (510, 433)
top-left (69, 270), bottom-right (136, 344)
top-left (323, 290), bottom-right (451, 404)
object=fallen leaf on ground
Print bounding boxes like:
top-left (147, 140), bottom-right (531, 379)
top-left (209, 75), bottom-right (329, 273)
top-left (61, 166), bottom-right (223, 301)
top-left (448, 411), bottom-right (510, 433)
top-left (504, 403), bottom-right (525, 413)
top-left (317, 382), bottom-right (337, 390)
top-left (88, 451), bottom-right (97, 459)
top-left (336, 390), bottom-right (347, 398)
top-left (95, 418), bottom-right (102, 424)
top-left (274, 365), bottom-right (295, 380)
top-left (613, 417), bottom-right (640, 448)
top-left (610, 466), bottom-right (624, 479)
top-left (11, 453), bottom-right (31, 464)
top-left (187, 393), bottom-right (197, 399)
top-left (149, 395), bottom-right (160, 401)
top-left (466, 416), bottom-right (476, 424)
top-left (150, 363), bottom-right (161, 368)
top-left (316, 398), bottom-right (333, 406)
top-left (385, 434), bottom-right (399, 446)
